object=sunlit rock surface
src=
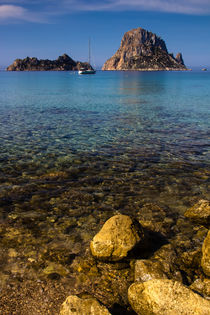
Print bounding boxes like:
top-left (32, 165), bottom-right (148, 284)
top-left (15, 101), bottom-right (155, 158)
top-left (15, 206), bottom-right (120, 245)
top-left (102, 27), bottom-right (187, 71)
top-left (90, 214), bottom-right (144, 261)
top-left (60, 295), bottom-right (111, 315)
top-left (201, 230), bottom-right (210, 277)
top-left (185, 199), bottom-right (210, 226)
top-left (128, 279), bottom-right (210, 315)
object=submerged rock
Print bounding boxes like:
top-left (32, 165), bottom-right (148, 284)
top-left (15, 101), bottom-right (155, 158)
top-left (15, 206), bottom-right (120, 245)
top-left (42, 262), bottom-right (69, 278)
top-left (135, 259), bottom-right (167, 282)
top-left (90, 215), bottom-right (143, 261)
top-left (184, 200), bottom-right (210, 226)
top-left (102, 27), bottom-right (187, 71)
top-left (134, 259), bottom-right (167, 282)
top-left (190, 278), bottom-right (210, 299)
top-left (70, 251), bottom-right (133, 308)
top-left (201, 230), bottom-right (210, 277)
top-left (152, 244), bottom-right (181, 277)
top-left (128, 279), bottom-right (210, 315)
top-left (60, 295), bottom-right (111, 315)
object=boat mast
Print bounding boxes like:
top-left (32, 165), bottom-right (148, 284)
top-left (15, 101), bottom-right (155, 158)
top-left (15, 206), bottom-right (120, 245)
top-left (88, 38), bottom-right (91, 65)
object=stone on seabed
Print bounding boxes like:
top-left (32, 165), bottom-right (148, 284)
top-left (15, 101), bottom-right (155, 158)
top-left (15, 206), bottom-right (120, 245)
top-left (134, 259), bottom-right (168, 282)
top-left (90, 214), bottom-right (143, 261)
top-left (184, 199), bottom-right (210, 226)
top-left (201, 230), bottom-right (210, 277)
top-left (60, 295), bottom-right (111, 315)
top-left (128, 279), bottom-right (210, 315)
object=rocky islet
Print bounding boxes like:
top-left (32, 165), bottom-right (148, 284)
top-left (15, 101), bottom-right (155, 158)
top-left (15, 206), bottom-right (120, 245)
top-left (102, 27), bottom-right (187, 71)
top-left (7, 54), bottom-right (93, 71)
top-left (7, 27), bottom-right (188, 72)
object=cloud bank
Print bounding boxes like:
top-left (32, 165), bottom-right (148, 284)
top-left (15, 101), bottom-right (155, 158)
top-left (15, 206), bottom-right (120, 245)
top-left (0, 0), bottom-right (210, 23)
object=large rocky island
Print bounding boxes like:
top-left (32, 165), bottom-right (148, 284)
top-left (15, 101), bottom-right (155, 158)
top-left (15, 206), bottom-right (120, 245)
top-left (7, 53), bottom-right (92, 71)
top-left (102, 27), bottom-right (187, 71)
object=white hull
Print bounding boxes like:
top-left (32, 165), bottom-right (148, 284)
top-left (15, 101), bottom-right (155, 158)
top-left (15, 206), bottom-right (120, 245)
top-left (78, 69), bottom-right (96, 75)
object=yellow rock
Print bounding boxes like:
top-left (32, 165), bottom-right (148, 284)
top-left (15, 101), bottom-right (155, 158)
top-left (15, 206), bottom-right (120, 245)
top-left (184, 200), bottom-right (210, 226)
top-left (90, 214), bottom-right (143, 261)
top-left (201, 230), bottom-right (210, 277)
top-left (60, 295), bottom-right (111, 315)
top-left (8, 248), bottom-right (18, 258)
top-left (128, 279), bottom-right (210, 315)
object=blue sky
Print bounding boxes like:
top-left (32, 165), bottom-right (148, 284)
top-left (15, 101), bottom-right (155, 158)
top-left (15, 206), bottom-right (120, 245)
top-left (1, 0), bottom-right (210, 68)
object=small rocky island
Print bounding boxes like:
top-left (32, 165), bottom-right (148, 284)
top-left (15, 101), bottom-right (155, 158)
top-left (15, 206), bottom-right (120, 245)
top-left (7, 54), bottom-right (92, 71)
top-left (102, 27), bottom-right (187, 71)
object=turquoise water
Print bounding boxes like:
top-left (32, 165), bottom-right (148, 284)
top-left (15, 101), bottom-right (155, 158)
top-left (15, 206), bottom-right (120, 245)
top-left (0, 71), bottom-right (209, 161)
top-left (0, 70), bottom-right (209, 295)
top-left (0, 71), bottom-right (209, 210)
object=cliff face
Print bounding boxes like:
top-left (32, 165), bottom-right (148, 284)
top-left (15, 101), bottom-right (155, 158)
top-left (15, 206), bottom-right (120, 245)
top-left (102, 28), bottom-right (187, 71)
top-left (7, 54), bottom-right (92, 71)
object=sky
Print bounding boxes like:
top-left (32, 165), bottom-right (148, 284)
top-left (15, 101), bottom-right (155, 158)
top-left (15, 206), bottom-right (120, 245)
top-left (0, 0), bottom-right (210, 69)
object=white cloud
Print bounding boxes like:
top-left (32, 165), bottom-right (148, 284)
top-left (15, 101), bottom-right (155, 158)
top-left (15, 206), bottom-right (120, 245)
top-left (0, 5), bottom-right (26, 18)
top-left (0, 4), bottom-right (47, 22)
top-left (62, 0), bottom-right (210, 14)
top-left (0, 0), bottom-right (209, 24)
top-left (115, 0), bottom-right (210, 14)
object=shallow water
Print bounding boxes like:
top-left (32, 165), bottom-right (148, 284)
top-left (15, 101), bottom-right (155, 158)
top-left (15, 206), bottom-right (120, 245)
top-left (0, 70), bottom-right (209, 293)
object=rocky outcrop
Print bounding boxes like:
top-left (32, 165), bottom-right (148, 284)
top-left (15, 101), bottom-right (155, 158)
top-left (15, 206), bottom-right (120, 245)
top-left (7, 54), bottom-right (92, 71)
top-left (184, 200), bottom-right (210, 226)
top-left (128, 280), bottom-right (210, 315)
top-left (58, 210), bottom-right (210, 314)
top-left (90, 214), bottom-right (144, 261)
top-left (201, 230), bottom-right (210, 276)
top-left (60, 295), bottom-right (111, 315)
top-left (102, 27), bottom-right (187, 71)
top-left (175, 53), bottom-right (185, 65)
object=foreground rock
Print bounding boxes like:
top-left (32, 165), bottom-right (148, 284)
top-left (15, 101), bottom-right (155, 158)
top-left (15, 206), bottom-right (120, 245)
top-left (90, 215), bottom-right (143, 261)
top-left (190, 278), bottom-right (210, 299)
top-left (135, 259), bottom-right (168, 282)
top-left (70, 252), bottom-right (133, 309)
top-left (128, 279), bottom-right (210, 315)
top-left (7, 54), bottom-right (92, 71)
top-left (102, 27), bottom-right (187, 71)
top-left (184, 200), bottom-right (210, 226)
top-left (60, 295), bottom-right (111, 315)
top-left (201, 230), bottom-right (210, 276)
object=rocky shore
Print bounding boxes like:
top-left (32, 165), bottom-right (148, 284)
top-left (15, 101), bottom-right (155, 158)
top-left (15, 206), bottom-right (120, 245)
top-left (102, 27), bottom-right (187, 71)
top-left (0, 196), bottom-right (209, 314)
top-left (58, 201), bottom-right (210, 314)
top-left (7, 54), bottom-right (92, 71)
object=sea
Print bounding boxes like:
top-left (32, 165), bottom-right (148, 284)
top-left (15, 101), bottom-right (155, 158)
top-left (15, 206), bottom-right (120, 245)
top-left (0, 70), bottom-right (209, 305)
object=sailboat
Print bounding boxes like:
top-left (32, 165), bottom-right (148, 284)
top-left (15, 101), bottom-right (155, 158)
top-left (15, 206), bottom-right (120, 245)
top-left (78, 39), bottom-right (96, 75)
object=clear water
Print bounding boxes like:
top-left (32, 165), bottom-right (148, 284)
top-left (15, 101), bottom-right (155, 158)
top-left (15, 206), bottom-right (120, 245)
top-left (0, 70), bottom-right (209, 297)
top-left (0, 71), bottom-right (209, 157)
top-left (0, 70), bottom-right (209, 207)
